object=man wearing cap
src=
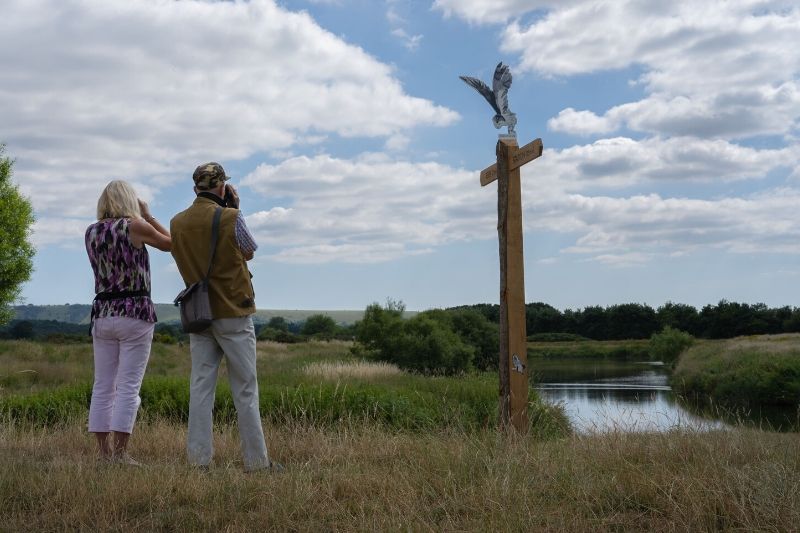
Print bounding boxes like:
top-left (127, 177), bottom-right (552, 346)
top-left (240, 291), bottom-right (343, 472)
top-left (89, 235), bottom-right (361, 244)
top-left (170, 162), bottom-right (279, 472)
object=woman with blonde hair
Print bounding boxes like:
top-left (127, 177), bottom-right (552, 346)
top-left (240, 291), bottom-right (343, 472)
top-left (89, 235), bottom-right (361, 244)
top-left (85, 180), bottom-right (171, 465)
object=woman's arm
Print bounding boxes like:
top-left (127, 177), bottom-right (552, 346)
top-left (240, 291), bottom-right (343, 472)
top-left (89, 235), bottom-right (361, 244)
top-left (130, 200), bottom-right (171, 251)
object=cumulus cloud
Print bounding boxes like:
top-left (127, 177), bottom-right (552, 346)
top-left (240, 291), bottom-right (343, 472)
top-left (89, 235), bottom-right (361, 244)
top-left (500, 1), bottom-right (800, 140)
top-left (437, 1), bottom-right (800, 141)
top-left (387, 1), bottom-right (423, 51)
top-left (548, 108), bottom-right (619, 136)
top-left (31, 217), bottom-right (89, 249)
top-left (384, 133), bottom-right (411, 151)
top-left (391, 28), bottom-right (423, 51)
top-left (535, 137), bottom-right (796, 189)
top-left (432, 0), bottom-right (566, 25)
top-left (9, 0), bottom-right (800, 272)
top-left (557, 188), bottom-right (800, 261)
top-left (432, 0), bottom-right (800, 267)
top-left (590, 252), bottom-right (654, 268)
top-left (0, 0), bottom-right (457, 225)
top-left (551, 86), bottom-right (800, 139)
top-left (268, 243), bottom-right (433, 264)
top-left (235, 132), bottom-right (797, 264)
top-left (501, 2), bottom-right (798, 78)
top-left (241, 153), bottom-right (493, 263)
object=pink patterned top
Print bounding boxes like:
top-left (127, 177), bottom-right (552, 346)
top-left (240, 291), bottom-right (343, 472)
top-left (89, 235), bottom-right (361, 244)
top-left (85, 218), bottom-right (157, 323)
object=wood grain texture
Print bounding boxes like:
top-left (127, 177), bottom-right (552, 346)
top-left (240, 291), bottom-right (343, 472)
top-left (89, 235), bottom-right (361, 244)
top-left (496, 138), bottom-right (529, 432)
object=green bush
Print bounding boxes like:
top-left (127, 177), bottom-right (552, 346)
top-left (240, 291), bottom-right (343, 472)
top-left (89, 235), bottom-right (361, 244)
top-left (266, 316), bottom-right (289, 332)
top-left (353, 302), bottom-right (474, 375)
top-left (258, 327), bottom-right (303, 344)
top-left (153, 332), bottom-right (177, 344)
top-left (649, 326), bottom-right (695, 363)
top-left (352, 300), bottom-right (405, 357)
top-left (392, 315), bottom-right (474, 375)
top-left (301, 314), bottom-right (337, 338)
top-left (450, 309), bottom-right (498, 371)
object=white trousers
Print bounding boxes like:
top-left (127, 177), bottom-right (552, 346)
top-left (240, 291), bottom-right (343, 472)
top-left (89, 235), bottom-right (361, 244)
top-left (187, 316), bottom-right (270, 471)
top-left (89, 316), bottom-right (154, 434)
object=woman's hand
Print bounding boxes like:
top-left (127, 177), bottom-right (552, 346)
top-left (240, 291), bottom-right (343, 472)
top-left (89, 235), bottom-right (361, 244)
top-left (138, 199), bottom-right (152, 220)
top-left (131, 199), bottom-right (171, 251)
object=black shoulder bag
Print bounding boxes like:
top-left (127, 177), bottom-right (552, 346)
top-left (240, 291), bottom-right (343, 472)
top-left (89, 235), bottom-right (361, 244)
top-left (173, 207), bottom-right (223, 333)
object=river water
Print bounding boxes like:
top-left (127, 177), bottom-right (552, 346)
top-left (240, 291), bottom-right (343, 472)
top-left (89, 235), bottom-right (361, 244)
top-left (533, 358), bottom-right (731, 433)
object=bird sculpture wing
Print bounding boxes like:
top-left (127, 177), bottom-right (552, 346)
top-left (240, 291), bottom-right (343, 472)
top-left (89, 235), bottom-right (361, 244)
top-left (492, 62), bottom-right (513, 115)
top-left (459, 75), bottom-right (502, 116)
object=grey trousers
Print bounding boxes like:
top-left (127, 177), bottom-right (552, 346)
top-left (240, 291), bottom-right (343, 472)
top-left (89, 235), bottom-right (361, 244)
top-left (187, 316), bottom-right (270, 471)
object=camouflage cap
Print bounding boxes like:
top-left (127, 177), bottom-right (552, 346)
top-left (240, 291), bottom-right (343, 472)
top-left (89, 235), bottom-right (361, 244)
top-left (192, 162), bottom-right (229, 190)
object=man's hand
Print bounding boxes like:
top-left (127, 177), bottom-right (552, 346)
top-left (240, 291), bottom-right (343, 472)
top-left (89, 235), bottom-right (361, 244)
top-left (224, 184), bottom-right (240, 209)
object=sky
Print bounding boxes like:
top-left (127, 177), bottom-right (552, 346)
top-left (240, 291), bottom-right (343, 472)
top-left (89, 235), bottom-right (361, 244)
top-left (4, 0), bottom-right (800, 312)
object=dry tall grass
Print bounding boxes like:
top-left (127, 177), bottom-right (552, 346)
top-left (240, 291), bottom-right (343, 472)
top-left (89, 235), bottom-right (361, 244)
top-left (722, 333), bottom-right (800, 354)
top-left (303, 361), bottom-right (403, 381)
top-left (0, 340), bottom-right (95, 394)
top-left (2, 419), bottom-right (798, 531)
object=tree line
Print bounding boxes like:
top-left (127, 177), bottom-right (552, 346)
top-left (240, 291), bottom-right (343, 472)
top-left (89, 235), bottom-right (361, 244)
top-left (450, 300), bottom-right (800, 340)
top-left (0, 314), bottom-right (356, 344)
top-left (6, 300), bottom-right (798, 344)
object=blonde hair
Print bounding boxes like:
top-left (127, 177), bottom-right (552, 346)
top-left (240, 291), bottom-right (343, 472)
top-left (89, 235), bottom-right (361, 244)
top-left (96, 180), bottom-right (141, 220)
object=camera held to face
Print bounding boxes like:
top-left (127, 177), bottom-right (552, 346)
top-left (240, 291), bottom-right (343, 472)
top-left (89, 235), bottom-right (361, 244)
top-left (224, 184), bottom-right (239, 209)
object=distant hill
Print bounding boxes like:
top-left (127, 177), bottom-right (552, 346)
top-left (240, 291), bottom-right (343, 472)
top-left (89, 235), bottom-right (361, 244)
top-left (252, 309), bottom-right (370, 325)
top-left (11, 304), bottom-right (372, 325)
top-left (12, 304), bottom-right (94, 323)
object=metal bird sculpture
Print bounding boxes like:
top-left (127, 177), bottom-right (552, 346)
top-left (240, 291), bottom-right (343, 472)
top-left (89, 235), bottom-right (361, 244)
top-left (459, 62), bottom-right (517, 137)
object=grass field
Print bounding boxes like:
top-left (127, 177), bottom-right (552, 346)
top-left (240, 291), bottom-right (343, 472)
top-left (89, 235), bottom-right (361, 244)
top-left (2, 338), bottom-right (800, 530)
top-left (0, 339), bottom-right (567, 432)
top-left (2, 419), bottom-right (799, 530)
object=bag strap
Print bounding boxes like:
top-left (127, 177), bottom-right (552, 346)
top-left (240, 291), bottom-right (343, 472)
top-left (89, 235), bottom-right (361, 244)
top-left (204, 207), bottom-right (223, 281)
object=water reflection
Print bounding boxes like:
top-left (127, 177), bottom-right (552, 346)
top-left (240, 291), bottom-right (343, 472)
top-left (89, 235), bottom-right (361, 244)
top-left (534, 359), bottom-right (725, 433)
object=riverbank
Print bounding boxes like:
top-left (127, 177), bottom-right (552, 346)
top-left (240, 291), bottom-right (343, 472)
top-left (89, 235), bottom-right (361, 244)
top-left (2, 419), bottom-right (798, 530)
top-left (528, 339), bottom-right (651, 359)
top-left (672, 334), bottom-right (800, 411)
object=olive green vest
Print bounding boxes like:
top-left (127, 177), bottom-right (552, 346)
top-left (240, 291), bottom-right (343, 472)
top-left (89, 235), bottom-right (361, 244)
top-left (170, 196), bottom-right (256, 319)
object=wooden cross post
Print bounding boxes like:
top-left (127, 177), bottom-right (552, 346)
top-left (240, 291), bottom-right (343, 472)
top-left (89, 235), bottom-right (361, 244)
top-left (480, 136), bottom-right (543, 433)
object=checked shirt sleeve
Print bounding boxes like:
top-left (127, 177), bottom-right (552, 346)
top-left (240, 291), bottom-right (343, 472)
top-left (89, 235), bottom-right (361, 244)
top-left (234, 211), bottom-right (258, 255)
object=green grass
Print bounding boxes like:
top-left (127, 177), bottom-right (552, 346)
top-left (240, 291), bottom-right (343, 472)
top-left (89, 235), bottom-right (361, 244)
top-left (0, 375), bottom-right (568, 435)
top-left (527, 339), bottom-right (651, 360)
top-left (672, 334), bottom-right (800, 408)
top-left (0, 339), bottom-right (568, 436)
